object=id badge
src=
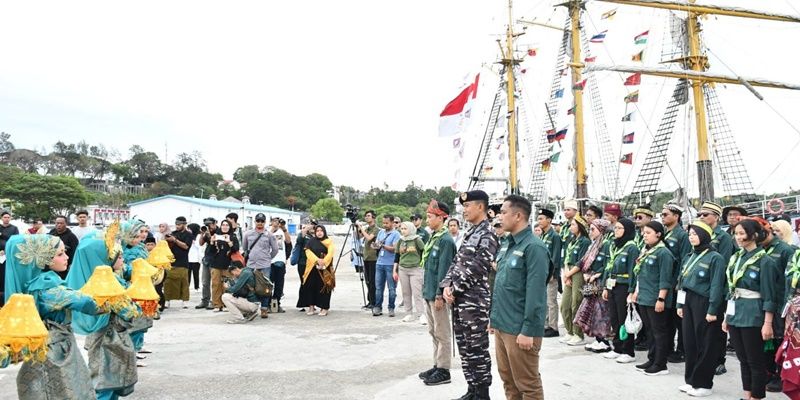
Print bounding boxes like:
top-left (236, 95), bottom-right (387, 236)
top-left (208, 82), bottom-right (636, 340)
top-left (726, 300), bottom-right (736, 316)
top-left (677, 290), bottom-right (686, 305)
top-left (606, 278), bottom-right (616, 290)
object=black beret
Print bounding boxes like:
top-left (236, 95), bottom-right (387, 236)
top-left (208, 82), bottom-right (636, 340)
top-left (459, 190), bottom-right (489, 205)
top-left (538, 209), bottom-right (555, 219)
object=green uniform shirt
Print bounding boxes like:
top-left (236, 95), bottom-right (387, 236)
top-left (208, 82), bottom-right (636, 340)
top-left (490, 226), bottom-right (549, 337)
top-left (541, 226), bottom-right (562, 278)
top-left (565, 236), bottom-right (590, 267)
top-left (560, 222), bottom-right (575, 263)
top-left (418, 228), bottom-right (431, 246)
top-left (665, 225), bottom-right (692, 284)
top-left (397, 237), bottom-right (425, 268)
top-left (362, 224), bottom-right (379, 261)
top-left (602, 240), bottom-right (639, 287)
top-left (711, 226), bottom-right (734, 265)
top-left (422, 229), bottom-right (456, 301)
top-left (676, 250), bottom-right (726, 315)
top-left (725, 248), bottom-right (780, 328)
top-left (588, 241), bottom-right (610, 274)
top-left (634, 230), bottom-right (645, 251)
top-left (763, 237), bottom-right (794, 308)
top-left (633, 244), bottom-right (676, 307)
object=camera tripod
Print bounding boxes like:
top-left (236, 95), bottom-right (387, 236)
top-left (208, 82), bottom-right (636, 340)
top-left (332, 221), bottom-right (367, 307)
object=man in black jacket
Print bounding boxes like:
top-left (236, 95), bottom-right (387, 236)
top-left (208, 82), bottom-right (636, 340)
top-left (0, 210), bottom-right (20, 306)
top-left (49, 215), bottom-right (79, 279)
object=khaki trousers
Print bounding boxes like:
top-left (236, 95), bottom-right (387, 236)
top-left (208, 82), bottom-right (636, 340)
top-left (495, 330), bottom-right (544, 400)
top-left (221, 293), bottom-right (258, 319)
top-left (211, 268), bottom-right (232, 308)
top-left (560, 271), bottom-right (585, 338)
top-left (425, 300), bottom-right (452, 369)
top-left (546, 278), bottom-right (559, 330)
top-left (399, 267), bottom-right (424, 315)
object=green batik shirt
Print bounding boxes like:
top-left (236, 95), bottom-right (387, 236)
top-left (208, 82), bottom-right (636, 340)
top-left (541, 226), bottom-right (562, 278)
top-left (711, 226), bottom-right (734, 265)
top-left (633, 244), bottom-right (676, 307)
top-left (676, 250), bottom-right (727, 315)
top-left (762, 237), bottom-right (794, 308)
top-left (602, 240), bottom-right (639, 287)
top-left (490, 226), bottom-right (549, 337)
top-left (665, 225), bottom-right (692, 285)
top-left (725, 248), bottom-right (780, 328)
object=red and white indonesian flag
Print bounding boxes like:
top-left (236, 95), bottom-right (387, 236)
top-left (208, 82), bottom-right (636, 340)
top-left (438, 73), bottom-right (480, 137)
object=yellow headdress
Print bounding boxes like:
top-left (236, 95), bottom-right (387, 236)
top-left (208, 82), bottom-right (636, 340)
top-left (79, 265), bottom-right (131, 314)
top-left (126, 263), bottom-right (160, 317)
top-left (104, 220), bottom-right (122, 261)
top-left (0, 294), bottom-right (49, 364)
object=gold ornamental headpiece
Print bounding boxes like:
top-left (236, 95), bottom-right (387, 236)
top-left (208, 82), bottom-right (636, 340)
top-left (104, 220), bottom-right (122, 260)
top-left (14, 235), bottom-right (62, 269)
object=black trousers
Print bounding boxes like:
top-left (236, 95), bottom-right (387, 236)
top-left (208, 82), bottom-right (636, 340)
top-left (635, 304), bottom-right (649, 347)
top-left (608, 284), bottom-right (634, 356)
top-left (270, 262), bottom-right (286, 305)
top-left (668, 299), bottom-right (684, 354)
top-left (682, 290), bottom-right (723, 389)
top-left (364, 260), bottom-right (377, 307)
top-left (187, 262), bottom-right (201, 290)
top-left (642, 305), bottom-right (671, 369)
top-left (729, 326), bottom-right (767, 399)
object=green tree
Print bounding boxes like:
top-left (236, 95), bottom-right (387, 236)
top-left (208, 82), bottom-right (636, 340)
top-left (310, 198), bottom-right (344, 222)
top-left (0, 170), bottom-right (90, 220)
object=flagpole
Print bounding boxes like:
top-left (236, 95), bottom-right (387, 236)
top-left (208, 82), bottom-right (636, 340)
top-left (504, 0), bottom-right (520, 195)
top-left (567, 0), bottom-right (588, 203)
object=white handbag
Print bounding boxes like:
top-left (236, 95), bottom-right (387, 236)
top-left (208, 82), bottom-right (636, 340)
top-left (625, 303), bottom-right (643, 335)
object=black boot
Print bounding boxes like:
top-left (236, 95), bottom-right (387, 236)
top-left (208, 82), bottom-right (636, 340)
top-left (453, 385), bottom-right (475, 400)
top-left (473, 385), bottom-right (490, 400)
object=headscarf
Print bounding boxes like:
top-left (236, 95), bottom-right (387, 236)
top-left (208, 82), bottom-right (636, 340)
top-left (644, 221), bottom-right (665, 248)
top-left (3, 234), bottom-right (64, 304)
top-left (688, 220), bottom-right (712, 254)
top-left (580, 219), bottom-right (611, 272)
top-left (119, 219), bottom-right (146, 247)
top-left (305, 225), bottom-right (329, 261)
top-left (772, 220), bottom-right (794, 246)
top-left (400, 221), bottom-right (418, 241)
top-left (615, 218), bottom-right (636, 248)
top-left (65, 238), bottom-right (115, 334)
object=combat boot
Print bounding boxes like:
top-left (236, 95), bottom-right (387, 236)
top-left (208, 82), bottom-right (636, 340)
top-left (473, 384), bottom-right (490, 400)
top-left (452, 385), bottom-right (475, 400)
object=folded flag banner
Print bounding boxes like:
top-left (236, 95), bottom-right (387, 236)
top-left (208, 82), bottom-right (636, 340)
top-left (438, 73), bottom-right (480, 137)
top-left (624, 90), bottom-right (639, 103)
top-left (541, 159), bottom-right (551, 171)
top-left (527, 48), bottom-right (538, 57)
top-left (554, 88), bottom-right (564, 98)
top-left (567, 105), bottom-right (576, 115)
top-left (632, 50), bottom-right (644, 62)
top-left (546, 129), bottom-right (557, 143)
top-left (601, 9), bottom-right (617, 20)
top-left (622, 132), bottom-right (635, 144)
top-left (624, 73), bottom-right (641, 86)
top-left (621, 112), bottom-right (635, 122)
top-left (550, 152), bottom-right (561, 163)
top-left (555, 128), bottom-right (567, 141)
top-left (620, 153), bottom-right (633, 164)
top-left (590, 30), bottom-right (608, 43)
top-left (635, 30), bottom-right (649, 45)
top-left (584, 56), bottom-right (597, 63)
top-left (573, 79), bottom-right (587, 90)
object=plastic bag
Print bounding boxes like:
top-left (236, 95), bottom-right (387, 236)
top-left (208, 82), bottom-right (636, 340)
top-left (625, 303), bottom-right (643, 335)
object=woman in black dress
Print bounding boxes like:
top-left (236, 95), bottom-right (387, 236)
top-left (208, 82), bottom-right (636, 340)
top-left (297, 225), bottom-right (335, 316)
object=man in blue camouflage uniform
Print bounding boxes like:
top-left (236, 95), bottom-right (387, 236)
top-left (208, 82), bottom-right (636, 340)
top-left (442, 190), bottom-right (498, 400)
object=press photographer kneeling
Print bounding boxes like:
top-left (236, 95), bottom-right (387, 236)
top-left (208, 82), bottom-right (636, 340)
top-left (221, 261), bottom-right (259, 324)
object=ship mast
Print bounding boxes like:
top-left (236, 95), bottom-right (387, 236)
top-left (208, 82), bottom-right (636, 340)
top-left (503, 0), bottom-right (521, 195)
top-left (596, 0), bottom-right (800, 201)
top-left (568, 1), bottom-right (588, 201)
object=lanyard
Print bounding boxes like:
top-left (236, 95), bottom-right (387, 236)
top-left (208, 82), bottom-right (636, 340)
top-left (566, 237), bottom-right (581, 261)
top-left (680, 250), bottom-right (709, 279)
top-left (605, 241), bottom-right (635, 271)
top-left (726, 249), bottom-right (766, 291)
top-left (633, 242), bottom-right (665, 275)
top-left (787, 250), bottom-right (800, 290)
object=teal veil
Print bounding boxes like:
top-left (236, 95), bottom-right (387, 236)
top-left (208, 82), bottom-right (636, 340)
top-left (4, 234), bottom-right (64, 305)
top-left (66, 238), bottom-right (113, 335)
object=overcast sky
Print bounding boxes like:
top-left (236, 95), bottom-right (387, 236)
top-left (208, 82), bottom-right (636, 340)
top-left (2, 0), bottom-right (799, 198)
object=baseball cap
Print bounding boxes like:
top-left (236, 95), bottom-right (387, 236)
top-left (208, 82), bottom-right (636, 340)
top-left (255, 213), bottom-right (267, 222)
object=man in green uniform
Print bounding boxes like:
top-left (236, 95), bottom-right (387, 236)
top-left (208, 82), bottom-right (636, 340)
top-left (633, 206), bottom-right (655, 250)
top-left (491, 194), bottom-right (549, 400)
top-left (662, 202), bottom-right (692, 363)
top-left (538, 209), bottom-right (561, 338)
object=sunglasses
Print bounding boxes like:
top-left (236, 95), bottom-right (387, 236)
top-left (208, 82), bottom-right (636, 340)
top-left (634, 216), bottom-right (644, 220)
top-left (697, 212), bottom-right (712, 217)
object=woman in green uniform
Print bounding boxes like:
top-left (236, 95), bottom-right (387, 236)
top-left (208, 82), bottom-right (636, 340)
top-left (560, 214), bottom-right (591, 346)
top-left (676, 220), bottom-right (726, 397)
top-left (723, 218), bottom-right (780, 400)
top-left (601, 218), bottom-right (639, 364)
top-left (629, 221), bottom-right (675, 376)
top-left (575, 219), bottom-right (612, 352)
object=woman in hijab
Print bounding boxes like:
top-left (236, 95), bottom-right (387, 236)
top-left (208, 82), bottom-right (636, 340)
top-left (298, 225), bottom-right (335, 316)
top-left (4, 234), bottom-right (100, 400)
top-left (601, 218), bottom-right (640, 364)
top-left (630, 221), bottom-right (676, 376)
top-left (393, 221), bottom-right (426, 323)
top-left (675, 220), bottom-right (726, 397)
top-left (560, 214), bottom-right (591, 346)
top-left (575, 219), bottom-right (612, 352)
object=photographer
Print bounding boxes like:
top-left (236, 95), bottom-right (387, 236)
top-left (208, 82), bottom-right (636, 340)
top-left (357, 210), bottom-right (379, 311)
top-left (270, 217), bottom-right (291, 313)
top-left (221, 261), bottom-right (259, 324)
top-left (195, 218), bottom-right (218, 310)
top-left (209, 219), bottom-right (239, 311)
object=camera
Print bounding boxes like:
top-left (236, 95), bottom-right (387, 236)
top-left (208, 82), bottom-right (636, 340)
top-left (345, 204), bottom-right (359, 224)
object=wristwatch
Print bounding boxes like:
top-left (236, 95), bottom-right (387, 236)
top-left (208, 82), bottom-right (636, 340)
top-left (657, 298), bottom-right (665, 303)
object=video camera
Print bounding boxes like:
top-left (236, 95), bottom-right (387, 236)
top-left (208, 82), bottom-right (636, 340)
top-left (345, 204), bottom-right (359, 224)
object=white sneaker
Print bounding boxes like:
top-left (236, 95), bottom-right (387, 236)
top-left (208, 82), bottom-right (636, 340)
top-left (585, 340), bottom-right (598, 350)
top-left (558, 334), bottom-right (574, 343)
top-left (678, 384), bottom-right (692, 393)
top-left (401, 314), bottom-right (416, 323)
top-left (603, 351), bottom-right (622, 360)
top-left (688, 388), bottom-right (712, 397)
top-left (566, 336), bottom-right (586, 346)
top-left (615, 354), bottom-right (636, 364)
top-left (418, 315), bottom-right (428, 325)
top-left (593, 341), bottom-right (610, 351)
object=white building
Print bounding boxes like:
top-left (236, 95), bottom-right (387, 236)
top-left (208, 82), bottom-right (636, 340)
top-left (128, 195), bottom-right (304, 235)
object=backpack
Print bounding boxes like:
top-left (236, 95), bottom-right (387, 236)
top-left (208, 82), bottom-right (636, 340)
top-left (253, 269), bottom-right (274, 298)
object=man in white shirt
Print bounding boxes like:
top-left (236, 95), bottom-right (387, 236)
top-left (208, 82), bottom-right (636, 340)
top-left (270, 217), bottom-right (292, 313)
top-left (72, 210), bottom-right (97, 241)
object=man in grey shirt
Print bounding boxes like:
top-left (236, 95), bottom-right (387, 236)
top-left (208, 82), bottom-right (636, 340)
top-left (242, 213), bottom-right (279, 318)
